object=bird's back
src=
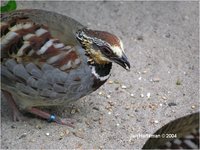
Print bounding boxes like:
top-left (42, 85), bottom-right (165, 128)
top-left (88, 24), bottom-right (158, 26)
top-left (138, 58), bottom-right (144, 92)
top-left (1, 9), bottom-right (95, 109)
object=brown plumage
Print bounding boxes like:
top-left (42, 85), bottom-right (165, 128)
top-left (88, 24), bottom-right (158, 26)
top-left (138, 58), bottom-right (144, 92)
top-left (142, 112), bottom-right (199, 149)
top-left (1, 9), bottom-right (130, 126)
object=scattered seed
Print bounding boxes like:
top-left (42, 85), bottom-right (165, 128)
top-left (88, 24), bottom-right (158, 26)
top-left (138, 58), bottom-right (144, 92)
top-left (125, 106), bottom-right (131, 110)
top-left (140, 94), bottom-right (144, 98)
top-left (108, 111), bottom-right (112, 115)
top-left (64, 129), bottom-right (70, 135)
top-left (138, 77), bottom-right (142, 80)
top-left (154, 120), bottom-right (159, 124)
top-left (106, 95), bottom-right (111, 99)
top-left (71, 109), bottom-right (76, 114)
top-left (35, 124), bottom-right (42, 129)
top-left (108, 80), bottom-right (114, 84)
top-left (130, 93), bottom-right (134, 97)
top-left (98, 91), bottom-right (103, 95)
top-left (114, 80), bottom-right (120, 84)
top-left (116, 123), bottom-right (120, 126)
top-left (121, 85), bottom-right (127, 89)
top-left (147, 92), bottom-right (151, 99)
top-left (152, 77), bottom-right (160, 82)
top-left (99, 146), bottom-right (104, 149)
top-left (159, 103), bottom-right (163, 107)
top-left (142, 70), bottom-right (147, 74)
top-left (99, 116), bottom-right (103, 125)
top-left (128, 114), bottom-right (134, 117)
top-left (45, 132), bottom-right (50, 136)
top-left (162, 96), bottom-right (167, 100)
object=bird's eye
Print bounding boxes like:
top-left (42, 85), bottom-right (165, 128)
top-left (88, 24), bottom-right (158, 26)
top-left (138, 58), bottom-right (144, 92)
top-left (102, 47), bottom-right (112, 55)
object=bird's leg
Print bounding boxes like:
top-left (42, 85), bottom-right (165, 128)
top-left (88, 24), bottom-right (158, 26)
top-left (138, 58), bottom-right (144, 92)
top-left (27, 107), bottom-right (75, 128)
top-left (2, 90), bottom-right (25, 121)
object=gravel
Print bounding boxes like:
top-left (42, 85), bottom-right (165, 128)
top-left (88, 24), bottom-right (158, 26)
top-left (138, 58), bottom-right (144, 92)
top-left (1, 1), bottom-right (199, 149)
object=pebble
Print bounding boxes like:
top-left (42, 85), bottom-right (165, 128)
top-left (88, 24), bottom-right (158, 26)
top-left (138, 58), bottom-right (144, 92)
top-left (159, 103), bottom-right (163, 107)
top-left (162, 96), bottom-right (167, 100)
top-left (165, 33), bottom-right (171, 38)
top-left (59, 132), bottom-right (65, 140)
top-left (191, 105), bottom-right (196, 109)
top-left (108, 101), bottom-right (115, 106)
top-left (138, 77), bottom-right (142, 80)
top-left (11, 125), bottom-right (16, 129)
top-left (130, 93), bottom-right (134, 97)
top-left (93, 106), bottom-right (99, 111)
top-left (168, 102), bottom-right (177, 107)
top-left (176, 79), bottom-right (181, 85)
top-left (116, 123), bottom-right (120, 126)
top-left (18, 133), bottom-right (27, 139)
top-left (136, 35), bottom-right (144, 41)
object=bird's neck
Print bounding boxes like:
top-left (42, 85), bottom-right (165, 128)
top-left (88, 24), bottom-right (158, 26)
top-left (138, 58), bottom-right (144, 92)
top-left (89, 62), bottom-right (112, 81)
top-left (81, 45), bottom-right (112, 81)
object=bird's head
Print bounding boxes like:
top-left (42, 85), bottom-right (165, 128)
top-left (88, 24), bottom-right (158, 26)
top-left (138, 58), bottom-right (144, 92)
top-left (76, 28), bottom-right (130, 70)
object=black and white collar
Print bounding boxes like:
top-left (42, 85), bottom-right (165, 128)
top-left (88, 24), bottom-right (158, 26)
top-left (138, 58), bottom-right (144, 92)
top-left (90, 63), bottom-right (112, 81)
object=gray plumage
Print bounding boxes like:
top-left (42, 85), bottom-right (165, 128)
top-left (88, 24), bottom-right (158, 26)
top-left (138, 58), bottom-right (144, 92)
top-left (1, 9), bottom-right (95, 109)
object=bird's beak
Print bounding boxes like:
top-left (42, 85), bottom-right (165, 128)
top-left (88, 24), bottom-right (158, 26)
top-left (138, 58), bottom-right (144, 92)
top-left (113, 53), bottom-right (130, 71)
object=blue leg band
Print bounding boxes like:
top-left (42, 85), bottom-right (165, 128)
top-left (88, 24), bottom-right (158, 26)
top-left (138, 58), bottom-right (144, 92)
top-left (48, 114), bottom-right (56, 122)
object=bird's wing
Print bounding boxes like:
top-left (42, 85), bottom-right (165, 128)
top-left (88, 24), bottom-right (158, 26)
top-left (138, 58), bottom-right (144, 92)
top-left (1, 10), bottom-right (93, 101)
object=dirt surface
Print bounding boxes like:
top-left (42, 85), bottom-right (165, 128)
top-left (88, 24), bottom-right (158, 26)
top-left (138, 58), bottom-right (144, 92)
top-left (1, 1), bottom-right (199, 149)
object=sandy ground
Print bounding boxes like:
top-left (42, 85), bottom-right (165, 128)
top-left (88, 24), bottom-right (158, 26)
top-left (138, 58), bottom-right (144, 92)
top-left (1, 1), bottom-right (199, 149)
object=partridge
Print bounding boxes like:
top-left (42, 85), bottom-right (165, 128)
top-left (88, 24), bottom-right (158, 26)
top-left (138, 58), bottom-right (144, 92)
top-left (1, 9), bottom-right (130, 126)
top-left (142, 112), bottom-right (199, 149)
